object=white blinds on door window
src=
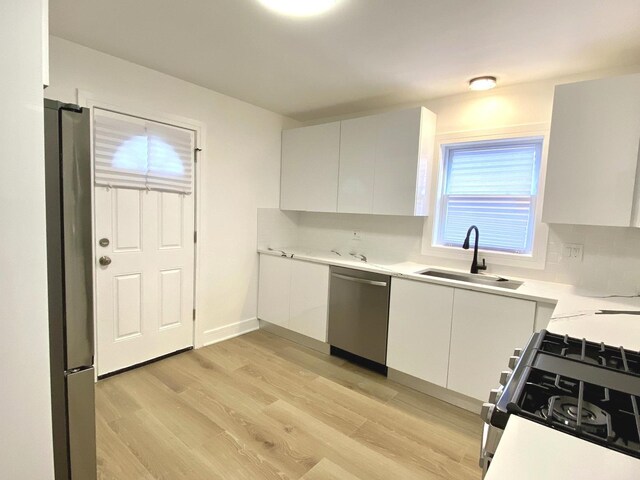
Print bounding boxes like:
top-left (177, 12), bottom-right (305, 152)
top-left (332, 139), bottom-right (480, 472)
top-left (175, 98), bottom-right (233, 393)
top-left (147, 122), bottom-right (193, 193)
top-left (94, 113), bottom-right (148, 190)
top-left (94, 109), bottom-right (194, 194)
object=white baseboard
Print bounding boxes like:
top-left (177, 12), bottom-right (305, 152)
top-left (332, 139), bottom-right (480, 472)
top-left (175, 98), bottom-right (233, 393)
top-left (258, 320), bottom-right (330, 354)
top-left (200, 317), bottom-right (259, 347)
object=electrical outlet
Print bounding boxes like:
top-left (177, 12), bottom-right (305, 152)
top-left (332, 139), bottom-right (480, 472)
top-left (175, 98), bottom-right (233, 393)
top-left (352, 230), bottom-right (362, 241)
top-left (562, 243), bottom-right (583, 262)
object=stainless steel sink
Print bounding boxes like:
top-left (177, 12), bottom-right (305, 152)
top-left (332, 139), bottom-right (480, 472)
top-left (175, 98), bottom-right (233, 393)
top-left (418, 268), bottom-right (523, 290)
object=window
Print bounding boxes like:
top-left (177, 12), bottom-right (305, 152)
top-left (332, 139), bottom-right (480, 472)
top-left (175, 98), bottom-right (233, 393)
top-left (434, 137), bottom-right (543, 255)
top-left (94, 108), bottom-right (194, 194)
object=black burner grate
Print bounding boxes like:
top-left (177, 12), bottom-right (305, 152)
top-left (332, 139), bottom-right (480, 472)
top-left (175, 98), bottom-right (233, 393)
top-left (539, 333), bottom-right (640, 376)
top-left (511, 369), bottom-right (640, 458)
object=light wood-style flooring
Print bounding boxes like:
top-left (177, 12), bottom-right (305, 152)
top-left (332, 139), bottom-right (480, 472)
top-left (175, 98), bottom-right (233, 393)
top-left (96, 330), bottom-right (483, 479)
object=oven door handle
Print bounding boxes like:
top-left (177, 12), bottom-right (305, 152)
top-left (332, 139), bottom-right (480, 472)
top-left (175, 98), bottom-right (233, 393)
top-left (331, 273), bottom-right (388, 287)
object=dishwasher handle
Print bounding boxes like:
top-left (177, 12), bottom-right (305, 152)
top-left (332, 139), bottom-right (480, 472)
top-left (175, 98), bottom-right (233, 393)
top-left (331, 272), bottom-right (388, 287)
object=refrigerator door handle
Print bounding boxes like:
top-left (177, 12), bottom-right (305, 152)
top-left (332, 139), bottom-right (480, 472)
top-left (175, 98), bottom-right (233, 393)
top-left (60, 107), bottom-right (94, 370)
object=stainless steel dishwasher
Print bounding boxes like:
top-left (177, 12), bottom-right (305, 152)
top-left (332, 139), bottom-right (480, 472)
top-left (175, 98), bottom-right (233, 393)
top-left (328, 266), bottom-right (391, 368)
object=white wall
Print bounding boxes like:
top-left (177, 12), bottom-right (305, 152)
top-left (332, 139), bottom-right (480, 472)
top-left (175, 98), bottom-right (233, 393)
top-left (0, 1), bottom-right (54, 478)
top-left (46, 36), bottom-right (295, 346)
top-left (261, 67), bottom-right (640, 295)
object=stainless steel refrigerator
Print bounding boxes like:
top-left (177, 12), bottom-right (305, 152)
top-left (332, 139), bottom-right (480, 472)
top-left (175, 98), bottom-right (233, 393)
top-left (44, 99), bottom-right (97, 480)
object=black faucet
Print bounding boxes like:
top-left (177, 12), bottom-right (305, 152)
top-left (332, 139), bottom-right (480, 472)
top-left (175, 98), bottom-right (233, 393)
top-left (462, 225), bottom-right (487, 274)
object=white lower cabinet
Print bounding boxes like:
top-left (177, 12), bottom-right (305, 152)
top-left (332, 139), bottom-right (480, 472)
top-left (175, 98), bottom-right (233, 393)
top-left (289, 260), bottom-right (329, 341)
top-left (257, 254), bottom-right (329, 342)
top-left (447, 289), bottom-right (536, 400)
top-left (257, 255), bottom-right (291, 328)
top-left (387, 279), bottom-right (454, 387)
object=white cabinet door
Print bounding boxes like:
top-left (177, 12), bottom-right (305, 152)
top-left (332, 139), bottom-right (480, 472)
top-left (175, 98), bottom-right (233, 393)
top-left (338, 115), bottom-right (378, 214)
top-left (372, 108), bottom-right (432, 216)
top-left (42, 0), bottom-right (49, 86)
top-left (448, 289), bottom-right (535, 400)
top-left (336, 107), bottom-right (436, 216)
top-left (258, 255), bottom-right (291, 328)
top-left (280, 122), bottom-right (341, 212)
top-left (289, 261), bottom-right (330, 342)
top-left (387, 279), bottom-right (454, 387)
top-left (542, 73), bottom-right (640, 226)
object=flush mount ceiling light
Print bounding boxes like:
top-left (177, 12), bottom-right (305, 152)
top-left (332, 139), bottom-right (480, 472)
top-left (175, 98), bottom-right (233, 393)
top-left (469, 76), bottom-right (497, 91)
top-left (257, 0), bottom-right (339, 17)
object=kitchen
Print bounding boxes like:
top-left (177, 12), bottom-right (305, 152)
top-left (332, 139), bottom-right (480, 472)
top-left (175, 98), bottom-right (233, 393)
top-left (3, 1), bottom-right (640, 479)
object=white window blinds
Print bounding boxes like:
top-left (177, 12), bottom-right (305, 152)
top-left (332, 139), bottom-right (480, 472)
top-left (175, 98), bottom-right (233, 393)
top-left (94, 112), bottom-right (148, 190)
top-left (94, 109), bottom-right (194, 194)
top-left (437, 138), bottom-right (542, 254)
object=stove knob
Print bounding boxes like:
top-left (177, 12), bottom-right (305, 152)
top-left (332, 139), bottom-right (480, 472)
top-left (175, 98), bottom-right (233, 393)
top-left (508, 355), bottom-right (519, 369)
top-left (481, 402), bottom-right (495, 423)
top-left (488, 388), bottom-right (501, 404)
top-left (499, 370), bottom-right (511, 386)
top-left (513, 348), bottom-right (523, 357)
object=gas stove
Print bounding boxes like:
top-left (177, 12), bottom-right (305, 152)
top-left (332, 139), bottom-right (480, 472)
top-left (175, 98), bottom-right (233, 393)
top-left (480, 330), bottom-right (640, 476)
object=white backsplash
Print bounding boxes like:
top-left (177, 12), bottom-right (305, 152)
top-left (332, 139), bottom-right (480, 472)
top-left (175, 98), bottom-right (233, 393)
top-left (544, 224), bottom-right (640, 294)
top-left (258, 208), bottom-right (640, 294)
top-left (257, 208), bottom-right (300, 249)
top-left (296, 212), bottom-right (424, 263)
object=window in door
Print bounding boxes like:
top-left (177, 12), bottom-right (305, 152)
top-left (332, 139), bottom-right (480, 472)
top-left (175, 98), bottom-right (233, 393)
top-left (94, 108), bottom-right (193, 194)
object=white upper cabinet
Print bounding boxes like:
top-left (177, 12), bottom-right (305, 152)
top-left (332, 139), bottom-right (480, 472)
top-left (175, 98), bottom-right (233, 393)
top-left (281, 107), bottom-right (436, 216)
top-left (542, 73), bottom-right (640, 226)
top-left (387, 278), bottom-right (454, 387)
top-left (280, 122), bottom-right (341, 212)
top-left (338, 107), bottom-right (436, 216)
top-left (337, 114), bottom-right (378, 214)
top-left (372, 108), bottom-right (435, 216)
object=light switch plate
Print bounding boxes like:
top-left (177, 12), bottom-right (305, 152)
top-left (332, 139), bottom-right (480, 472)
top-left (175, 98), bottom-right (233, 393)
top-left (562, 243), bottom-right (583, 262)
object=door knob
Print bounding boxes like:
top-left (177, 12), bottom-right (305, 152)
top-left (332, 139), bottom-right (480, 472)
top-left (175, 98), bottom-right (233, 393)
top-left (99, 256), bottom-right (112, 266)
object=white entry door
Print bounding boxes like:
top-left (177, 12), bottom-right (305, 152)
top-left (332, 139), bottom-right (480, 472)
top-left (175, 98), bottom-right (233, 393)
top-left (94, 111), bottom-right (196, 376)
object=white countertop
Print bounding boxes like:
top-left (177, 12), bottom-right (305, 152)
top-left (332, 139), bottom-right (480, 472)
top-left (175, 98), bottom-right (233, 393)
top-left (485, 416), bottom-right (640, 480)
top-left (548, 293), bottom-right (640, 349)
top-left (259, 246), bottom-right (573, 302)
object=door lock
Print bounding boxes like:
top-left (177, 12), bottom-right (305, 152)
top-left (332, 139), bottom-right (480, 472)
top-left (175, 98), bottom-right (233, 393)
top-left (99, 256), bottom-right (112, 266)
top-left (99, 238), bottom-right (110, 247)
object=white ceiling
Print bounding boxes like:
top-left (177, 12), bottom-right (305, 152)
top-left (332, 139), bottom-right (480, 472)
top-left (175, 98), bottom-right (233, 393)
top-left (50, 0), bottom-right (640, 121)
